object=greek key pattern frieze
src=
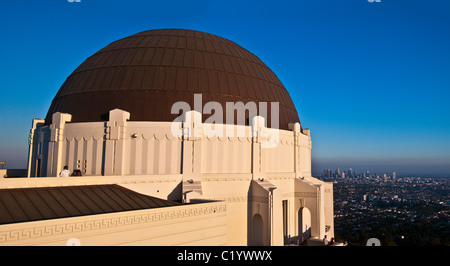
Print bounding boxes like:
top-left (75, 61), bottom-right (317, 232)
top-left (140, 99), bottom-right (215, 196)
top-left (0, 204), bottom-right (226, 244)
top-left (283, 192), bottom-right (317, 198)
top-left (207, 195), bottom-right (269, 204)
top-left (294, 192), bottom-right (317, 198)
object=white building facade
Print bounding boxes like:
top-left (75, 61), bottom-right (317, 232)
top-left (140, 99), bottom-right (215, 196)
top-left (26, 108), bottom-right (334, 246)
top-left (6, 29), bottom-right (335, 246)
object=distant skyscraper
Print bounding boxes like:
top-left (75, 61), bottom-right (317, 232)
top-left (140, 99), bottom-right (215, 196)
top-left (393, 172), bottom-right (397, 179)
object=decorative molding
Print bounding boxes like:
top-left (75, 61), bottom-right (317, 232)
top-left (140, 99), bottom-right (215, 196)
top-left (283, 192), bottom-right (317, 198)
top-left (295, 192), bottom-right (317, 198)
top-left (204, 136), bottom-right (252, 143)
top-left (0, 203), bottom-right (226, 244)
top-left (200, 173), bottom-right (252, 182)
top-left (208, 195), bottom-right (247, 203)
top-left (202, 177), bottom-right (252, 182)
top-left (249, 196), bottom-right (269, 204)
top-left (265, 174), bottom-right (296, 180)
top-left (206, 195), bottom-right (269, 204)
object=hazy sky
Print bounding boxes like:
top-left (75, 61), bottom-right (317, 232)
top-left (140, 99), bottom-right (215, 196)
top-left (0, 0), bottom-right (449, 176)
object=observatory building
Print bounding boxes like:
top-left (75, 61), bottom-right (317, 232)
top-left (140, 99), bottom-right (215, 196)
top-left (1, 29), bottom-right (334, 246)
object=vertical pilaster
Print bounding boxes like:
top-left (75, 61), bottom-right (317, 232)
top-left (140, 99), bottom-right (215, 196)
top-left (303, 128), bottom-right (312, 177)
top-left (104, 109), bottom-right (130, 176)
top-left (27, 118), bottom-right (45, 177)
top-left (270, 187), bottom-right (284, 246)
top-left (48, 113), bottom-right (72, 177)
top-left (181, 110), bottom-right (202, 181)
top-left (289, 122), bottom-right (301, 179)
top-left (251, 116), bottom-right (268, 180)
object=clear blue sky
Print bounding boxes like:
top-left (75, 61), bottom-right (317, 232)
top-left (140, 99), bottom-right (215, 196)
top-left (0, 0), bottom-right (449, 176)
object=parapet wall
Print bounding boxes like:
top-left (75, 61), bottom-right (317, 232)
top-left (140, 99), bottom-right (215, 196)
top-left (28, 110), bottom-right (312, 180)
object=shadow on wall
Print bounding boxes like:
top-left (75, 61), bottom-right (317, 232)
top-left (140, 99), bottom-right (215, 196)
top-left (169, 181), bottom-right (183, 201)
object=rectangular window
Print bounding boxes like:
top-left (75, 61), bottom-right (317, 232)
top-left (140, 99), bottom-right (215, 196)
top-left (282, 200), bottom-right (288, 245)
top-left (83, 160), bottom-right (87, 174)
top-left (36, 159), bottom-right (41, 177)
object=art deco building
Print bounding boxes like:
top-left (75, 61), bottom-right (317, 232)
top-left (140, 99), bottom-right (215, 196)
top-left (0, 29), bottom-right (334, 246)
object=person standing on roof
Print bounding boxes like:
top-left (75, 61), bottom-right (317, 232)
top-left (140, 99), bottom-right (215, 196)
top-left (59, 166), bottom-right (70, 177)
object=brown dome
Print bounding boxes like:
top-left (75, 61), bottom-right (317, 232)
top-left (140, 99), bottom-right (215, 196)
top-left (45, 29), bottom-right (300, 130)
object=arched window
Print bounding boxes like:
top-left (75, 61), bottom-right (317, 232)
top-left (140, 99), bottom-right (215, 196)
top-left (252, 214), bottom-right (264, 246)
top-left (298, 207), bottom-right (311, 244)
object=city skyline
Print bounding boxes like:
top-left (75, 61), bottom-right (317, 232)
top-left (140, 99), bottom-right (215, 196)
top-left (312, 157), bottom-right (450, 177)
top-left (319, 165), bottom-right (398, 179)
top-left (1, 0), bottom-right (449, 176)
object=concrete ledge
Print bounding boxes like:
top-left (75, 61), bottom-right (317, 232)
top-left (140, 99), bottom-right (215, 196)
top-left (0, 174), bottom-right (183, 189)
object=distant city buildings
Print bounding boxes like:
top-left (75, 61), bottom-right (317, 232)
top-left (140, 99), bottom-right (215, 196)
top-left (317, 166), bottom-right (401, 182)
top-left (315, 166), bottom-right (449, 246)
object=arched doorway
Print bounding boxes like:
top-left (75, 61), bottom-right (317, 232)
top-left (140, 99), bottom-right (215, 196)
top-left (298, 207), bottom-right (311, 244)
top-left (252, 214), bottom-right (264, 246)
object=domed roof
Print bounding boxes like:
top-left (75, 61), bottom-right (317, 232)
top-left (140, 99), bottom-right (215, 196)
top-left (45, 29), bottom-right (300, 130)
